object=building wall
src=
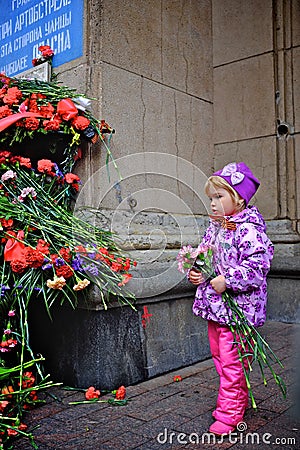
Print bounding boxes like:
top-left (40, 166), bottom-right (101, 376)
top-left (70, 0), bottom-right (216, 301)
top-left (42, 0), bottom-right (300, 387)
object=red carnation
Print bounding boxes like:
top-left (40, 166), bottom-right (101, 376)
top-left (75, 245), bottom-right (87, 254)
top-left (118, 273), bottom-right (132, 286)
top-left (37, 159), bottom-right (55, 175)
top-left (72, 115), bottom-right (90, 131)
top-left (58, 247), bottom-right (72, 262)
top-left (55, 264), bottom-right (74, 279)
top-left (65, 173), bottom-right (81, 191)
top-left (20, 371), bottom-right (35, 389)
top-left (0, 218), bottom-right (13, 228)
top-left (24, 117), bottom-right (40, 131)
top-left (36, 239), bottom-right (50, 255)
top-left (0, 105), bottom-right (13, 119)
top-left (10, 156), bottom-right (32, 169)
top-left (115, 386), bottom-right (126, 400)
top-left (0, 400), bottom-right (9, 413)
top-left (10, 259), bottom-right (28, 274)
top-left (111, 260), bottom-right (123, 272)
top-left (40, 102), bottom-right (55, 118)
top-left (28, 99), bottom-right (39, 112)
top-left (39, 45), bottom-right (54, 57)
top-left (65, 173), bottom-right (81, 184)
top-left (85, 386), bottom-right (100, 400)
top-left (24, 247), bottom-right (45, 268)
top-left (43, 118), bottom-right (61, 131)
top-left (3, 87), bottom-right (22, 106)
top-left (123, 258), bottom-right (131, 271)
top-left (0, 151), bottom-right (12, 160)
top-left (19, 157), bottom-right (32, 169)
top-left (7, 428), bottom-right (18, 437)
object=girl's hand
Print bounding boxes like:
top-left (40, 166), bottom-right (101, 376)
top-left (210, 275), bottom-right (226, 294)
top-left (189, 269), bottom-right (205, 285)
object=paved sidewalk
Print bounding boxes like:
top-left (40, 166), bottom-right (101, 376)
top-left (14, 321), bottom-right (299, 449)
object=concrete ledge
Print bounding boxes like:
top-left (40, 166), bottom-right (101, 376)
top-left (267, 256), bottom-right (300, 323)
top-left (28, 289), bottom-right (210, 390)
top-left (269, 256), bottom-right (300, 277)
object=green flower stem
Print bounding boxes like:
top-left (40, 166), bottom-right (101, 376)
top-left (222, 291), bottom-right (286, 407)
top-left (197, 267), bottom-right (287, 408)
top-left (99, 132), bottom-right (122, 181)
top-left (69, 398), bottom-right (128, 406)
top-left (17, 296), bottom-right (25, 420)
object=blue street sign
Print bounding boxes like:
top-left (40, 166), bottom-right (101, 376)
top-left (0, 0), bottom-right (84, 76)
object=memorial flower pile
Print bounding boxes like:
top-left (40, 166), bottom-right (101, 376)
top-left (0, 66), bottom-right (136, 447)
top-left (177, 245), bottom-right (286, 409)
top-left (0, 70), bottom-right (115, 174)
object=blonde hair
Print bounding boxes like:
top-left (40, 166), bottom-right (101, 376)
top-left (205, 176), bottom-right (246, 213)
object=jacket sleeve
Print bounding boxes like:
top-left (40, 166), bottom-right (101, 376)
top-left (224, 223), bottom-right (274, 293)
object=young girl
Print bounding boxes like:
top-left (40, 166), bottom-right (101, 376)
top-left (189, 162), bottom-right (274, 436)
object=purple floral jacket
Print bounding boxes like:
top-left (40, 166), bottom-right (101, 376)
top-left (192, 206), bottom-right (274, 327)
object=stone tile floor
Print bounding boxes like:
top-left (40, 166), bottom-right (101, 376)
top-left (12, 321), bottom-right (300, 449)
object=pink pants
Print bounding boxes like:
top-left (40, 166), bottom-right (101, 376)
top-left (208, 320), bottom-right (250, 426)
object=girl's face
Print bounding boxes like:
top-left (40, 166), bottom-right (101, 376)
top-left (207, 187), bottom-right (239, 217)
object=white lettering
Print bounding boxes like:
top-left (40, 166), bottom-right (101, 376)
top-left (44, 0), bottom-right (71, 15)
top-left (168, 431), bottom-right (176, 443)
top-left (189, 432), bottom-right (200, 444)
top-left (12, 0), bottom-right (32, 11)
top-left (177, 433), bottom-right (187, 444)
top-left (157, 428), bottom-right (168, 444)
top-left (13, 26), bottom-right (42, 51)
top-left (201, 433), bottom-right (219, 444)
top-left (1, 42), bottom-right (12, 57)
top-left (44, 11), bottom-right (72, 36)
top-left (0, 55), bottom-right (28, 76)
top-left (262, 433), bottom-right (272, 444)
top-left (34, 29), bottom-right (71, 57)
top-left (14, 4), bottom-right (45, 32)
top-left (0, 20), bottom-right (13, 40)
top-left (244, 432), bottom-right (260, 444)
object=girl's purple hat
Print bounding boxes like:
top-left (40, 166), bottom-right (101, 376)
top-left (213, 162), bottom-right (260, 205)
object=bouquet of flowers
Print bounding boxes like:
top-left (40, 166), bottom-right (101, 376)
top-left (177, 244), bottom-right (286, 409)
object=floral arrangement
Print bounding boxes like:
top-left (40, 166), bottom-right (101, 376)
top-left (0, 61), bottom-right (115, 174)
top-left (0, 48), bottom-right (136, 448)
top-left (177, 244), bottom-right (286, 409)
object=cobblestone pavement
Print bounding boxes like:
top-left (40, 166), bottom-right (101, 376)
top-left (13, 321), bottom-right (300, 449)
